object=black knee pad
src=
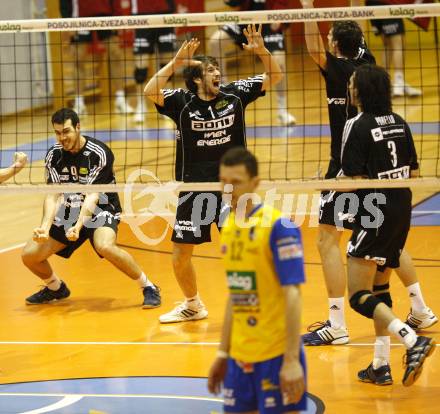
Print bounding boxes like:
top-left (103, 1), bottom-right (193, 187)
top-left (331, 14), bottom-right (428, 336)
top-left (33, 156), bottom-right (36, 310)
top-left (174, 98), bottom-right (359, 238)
top-left (349, 290), bottom-right (381, 319)
top-left (373, 283), bottom-right (392, 308)
top-left (134, 67), bottom-right (148, 84)
top-left (373, 283), bottom-right (390, 292)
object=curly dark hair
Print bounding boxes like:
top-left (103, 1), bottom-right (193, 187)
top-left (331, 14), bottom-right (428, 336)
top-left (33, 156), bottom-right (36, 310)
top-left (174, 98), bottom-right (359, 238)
top-left (332, 21), bottom-right (363, 59)
top-left (353, 64), bottom-right (392, 115)
top-left (51, 107), bottom-right (80, 127)
top-left (183, 55), bottom-right (219, 94)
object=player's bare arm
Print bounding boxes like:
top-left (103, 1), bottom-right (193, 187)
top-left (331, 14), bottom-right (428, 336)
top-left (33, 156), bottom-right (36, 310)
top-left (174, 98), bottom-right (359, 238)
top-left (33, 193), bottom-right (61, 243)
top-left (66, 192), bottom-right (100, 241)
top-left (300, 0), bottom-right (327, 69)
top-left (281, 284), bottom-right (305, 405)
top-left (243, 24), bottom-right (283, 91)
top-left (0, 152), bottom-right (27, 184)
top-left (208, 296), bottom-right (232, 395)
top-left (144, 38), bottom-right (201, 107)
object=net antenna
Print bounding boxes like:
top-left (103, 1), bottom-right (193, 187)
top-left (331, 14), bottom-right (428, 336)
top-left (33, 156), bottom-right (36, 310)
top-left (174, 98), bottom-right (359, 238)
top-left (30, 0), bottom-right (51, 100)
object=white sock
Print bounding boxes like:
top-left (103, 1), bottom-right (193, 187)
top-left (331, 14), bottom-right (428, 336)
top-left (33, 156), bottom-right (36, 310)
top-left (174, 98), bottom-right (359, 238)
top-left (277, 94), bottom-right (287, 113)
top-left (387, 319), bottom-right (417, 349)
top-left (137, 272), bottom-right (154, 289)
top-left (137, 95), bottom-right (144, 112)
top-left (328, 297), bottom-right (345, 329)
top-left (373, 336), bottom-right (390, 369)
top-left (45, 273), bottom-right (61, 291)
top-left (186, 293), bottom-right (201, 309)
top-left (75, 95), bottom-right (85, 105)
top-left (394, 71), bottom-right (404, 86)
top-left (115, 90), bottom-right (125, 99)
top-left (407, 282), bottom-right (427, 313)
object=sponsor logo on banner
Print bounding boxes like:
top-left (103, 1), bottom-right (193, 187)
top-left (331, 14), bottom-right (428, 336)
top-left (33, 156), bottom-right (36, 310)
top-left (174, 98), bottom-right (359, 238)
top-left (389, 7), bottom-right (416, 18)
top-left (163, 16), bottom-right (188, 26)
top-left (215, 14), bottom-right (239, 23)
top-left (0, 23), bottom-right (21, 32)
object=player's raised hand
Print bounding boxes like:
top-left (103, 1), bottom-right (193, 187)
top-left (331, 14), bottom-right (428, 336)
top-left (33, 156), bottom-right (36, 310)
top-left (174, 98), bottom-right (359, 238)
top-left (32, 227), bottom-right (49, 243)
top-left (300, 0), bottom-right (315, 7)
top-left (242, 24), bottom-right (266, 55)
top-left (13, 152), bottom-right (27, 168)
top-left (66, 226), bottom-right (80, 241)
top-left (173, 38), bottom-right (201, 68)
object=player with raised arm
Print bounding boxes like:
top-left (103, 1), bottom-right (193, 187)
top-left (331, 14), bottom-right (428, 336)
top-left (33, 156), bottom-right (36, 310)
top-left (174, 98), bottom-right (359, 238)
top-left (300, 0), bottom-right (436, 346)
top-left (144, 25), bottom-right (283, 323)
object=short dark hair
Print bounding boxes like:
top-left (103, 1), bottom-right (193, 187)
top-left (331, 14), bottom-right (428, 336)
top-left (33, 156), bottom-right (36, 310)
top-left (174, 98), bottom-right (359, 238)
top-left (354, 64), bottom-right (392, 115)
top-left (183, 55), bottom-right (219, 94)
top-left (332, 21), bottom-right (363, 59)
top-left (51, 108), bottom-right (80, 127)
top-left (220, 147), bottom-right (258, 178)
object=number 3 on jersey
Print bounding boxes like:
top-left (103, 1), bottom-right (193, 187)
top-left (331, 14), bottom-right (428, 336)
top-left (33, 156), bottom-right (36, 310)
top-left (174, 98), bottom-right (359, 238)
top-left (387, 140), bottom-right (397, 167)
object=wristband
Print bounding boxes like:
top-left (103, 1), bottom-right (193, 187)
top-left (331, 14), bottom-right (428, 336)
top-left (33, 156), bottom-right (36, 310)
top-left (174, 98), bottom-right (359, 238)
top-left (216, 350), bottom-right (229, 359)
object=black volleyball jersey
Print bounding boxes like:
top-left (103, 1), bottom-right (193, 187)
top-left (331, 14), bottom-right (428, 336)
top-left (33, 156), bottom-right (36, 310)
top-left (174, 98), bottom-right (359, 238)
top-left (321, 48), bottom-right (376, 177)
top-left (341, 112), bottom-right (419, 180)
top-left (156, 76), bottom-right (265, 182)
top-left (341, 111), bottom-right (418, 219)
top-left (45, 136), bottom-right (121, 217)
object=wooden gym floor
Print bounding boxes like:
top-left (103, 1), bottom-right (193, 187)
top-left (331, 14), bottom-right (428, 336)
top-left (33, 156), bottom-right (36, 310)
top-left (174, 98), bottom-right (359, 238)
top-left (0, 22), bottom-right (439, 414)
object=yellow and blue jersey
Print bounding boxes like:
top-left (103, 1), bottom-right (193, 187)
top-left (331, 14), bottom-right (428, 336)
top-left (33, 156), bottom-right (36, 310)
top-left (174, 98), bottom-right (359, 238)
top-left (220, 204), bottom-right (305, 363)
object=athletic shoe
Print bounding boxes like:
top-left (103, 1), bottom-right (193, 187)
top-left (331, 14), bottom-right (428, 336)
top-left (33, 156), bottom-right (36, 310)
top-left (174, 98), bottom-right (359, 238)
top-left (115, 97), bottom-right (134, 114)
top-left (392, 83), bottom-right (422, 97)
top-left (133, 101), bottom-right (143, 123)
top-left (25, 281), bottom-right (71, 305)
top-left (134, 111), bottom-right (144, 123)
top-left (358, 362), bottom-right (393, 385)
top-left (142, 285), bottom-right (161, 309)
top-left (402, 336), bottom-right (436, 386)
top-left (302, 320), bottom-right (349, 346)
top-left (159, 301), bottom-right (208, 323)
top-left (405, 308), bottom-right (438, 331)
top-left (278, 111), bottom-right (296, 126)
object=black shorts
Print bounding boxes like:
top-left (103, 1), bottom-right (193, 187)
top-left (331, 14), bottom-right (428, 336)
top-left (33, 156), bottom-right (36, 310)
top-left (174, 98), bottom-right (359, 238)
top-left (49, 205), bottom-right (121, 258)
top-left (133, 28), bottom-right (176, 55)
top-left (347, 189), bottom-right (412, 268)
top-left (319, 190), bottom-right (355, 230)
top-left (366, 1), bottom-right (404, 36)
top-left (172, 191), bottom-right (228, 244)
top-left (71, 30), bottom-right (117, 43)
top-left (221, 24), bottom-right (285, 53)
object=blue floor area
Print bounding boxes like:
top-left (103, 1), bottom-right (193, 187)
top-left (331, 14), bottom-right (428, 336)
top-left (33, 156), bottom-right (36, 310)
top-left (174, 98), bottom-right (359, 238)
top-left (0, 377), bottom-right (324, 414)
top-left (1, 121), bottom-right (439, 166)
top-left (411, 192), bottom-right (440, 226)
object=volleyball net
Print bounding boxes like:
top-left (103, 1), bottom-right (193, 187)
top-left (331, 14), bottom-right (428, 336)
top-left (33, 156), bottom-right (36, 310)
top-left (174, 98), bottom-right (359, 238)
top-left (0, 2), bottom-right (439, 194)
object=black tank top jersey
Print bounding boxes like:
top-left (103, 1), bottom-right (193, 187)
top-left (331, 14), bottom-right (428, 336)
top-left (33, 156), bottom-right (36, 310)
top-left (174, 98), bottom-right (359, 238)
top-left (341, 112), bottom-right (418, 201)
top-left (321, 48), bottom-right (376, 177)
top-left (341, 112), bottom-right (418, 179)
top-left (156, 76), bottom-right (265, 182)
top-left (45, 136), bottom-right (121, 216)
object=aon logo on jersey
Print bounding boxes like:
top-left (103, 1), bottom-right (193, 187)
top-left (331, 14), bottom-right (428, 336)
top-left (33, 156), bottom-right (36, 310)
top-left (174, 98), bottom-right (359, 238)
top-left (192, 114), bottom-right (235, 131)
